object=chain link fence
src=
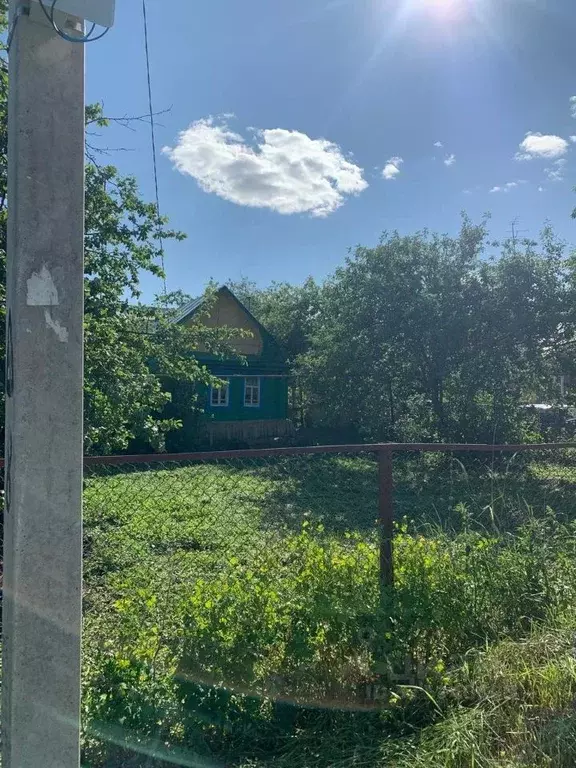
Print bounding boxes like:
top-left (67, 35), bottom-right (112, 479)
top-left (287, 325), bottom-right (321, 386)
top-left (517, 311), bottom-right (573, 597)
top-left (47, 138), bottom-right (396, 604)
top-left (83, 443), bottom-right (576, 590)
top-left (82, 445), bottom-right (576, 697)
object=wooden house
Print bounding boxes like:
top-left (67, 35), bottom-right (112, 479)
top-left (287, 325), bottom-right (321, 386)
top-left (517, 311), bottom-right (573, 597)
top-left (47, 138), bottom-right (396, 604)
top-left (174, 286), bottom-right (293, 445)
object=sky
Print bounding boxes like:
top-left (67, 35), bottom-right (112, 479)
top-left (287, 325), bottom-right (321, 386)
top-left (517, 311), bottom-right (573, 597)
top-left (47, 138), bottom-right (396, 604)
top-left (86, 0), bottom-right (576, 302)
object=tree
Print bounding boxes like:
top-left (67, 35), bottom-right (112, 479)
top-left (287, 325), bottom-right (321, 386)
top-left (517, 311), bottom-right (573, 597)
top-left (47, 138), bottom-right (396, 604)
top-left (300, 218), bottom-right (569, 443)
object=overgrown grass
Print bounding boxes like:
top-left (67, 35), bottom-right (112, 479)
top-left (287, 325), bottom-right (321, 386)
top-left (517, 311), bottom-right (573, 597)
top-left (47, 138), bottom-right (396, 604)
top-left (81, 452), bottom-right (576, 767)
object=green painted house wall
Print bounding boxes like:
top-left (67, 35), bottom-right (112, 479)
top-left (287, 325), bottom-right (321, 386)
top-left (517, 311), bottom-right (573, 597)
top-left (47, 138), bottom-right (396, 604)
top-left (202, 376), bottom-right (289, 422)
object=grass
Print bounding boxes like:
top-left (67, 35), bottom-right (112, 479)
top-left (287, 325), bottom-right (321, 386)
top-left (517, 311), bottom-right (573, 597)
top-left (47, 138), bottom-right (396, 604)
top-left (81, 451), bottom-right (576, 767)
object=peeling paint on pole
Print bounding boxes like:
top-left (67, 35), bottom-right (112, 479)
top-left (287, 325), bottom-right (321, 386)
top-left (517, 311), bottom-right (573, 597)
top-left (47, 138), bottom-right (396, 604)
top-left (26, 264), bottom-right (59, 306)
top-left (44, 309), bottom-right (69, 342)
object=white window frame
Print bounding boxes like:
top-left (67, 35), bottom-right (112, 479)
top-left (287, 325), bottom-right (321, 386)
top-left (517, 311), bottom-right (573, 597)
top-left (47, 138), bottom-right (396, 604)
top-left (244, 376), bottom-right (261, 408)
top-left (210, 379), bottom-right (229, 407)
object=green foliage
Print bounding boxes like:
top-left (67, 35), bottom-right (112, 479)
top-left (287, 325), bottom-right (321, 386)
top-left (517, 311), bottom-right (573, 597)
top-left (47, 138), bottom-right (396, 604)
top-left (83, 294), bottom-right (236, 454)
top-left (81, 109), bottom-right (240, 453)
top-left (300, 218), bottom-right (570, 443)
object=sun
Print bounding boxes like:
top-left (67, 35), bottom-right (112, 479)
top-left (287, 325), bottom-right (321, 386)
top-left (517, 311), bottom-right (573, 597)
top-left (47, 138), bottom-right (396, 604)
top-left (424, 0), bottom-right (462, 15)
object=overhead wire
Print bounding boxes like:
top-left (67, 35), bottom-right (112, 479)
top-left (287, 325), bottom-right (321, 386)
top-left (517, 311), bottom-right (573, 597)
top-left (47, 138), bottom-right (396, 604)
top-left (37, 0), bottom-right (110, 43)
top-left (35, 0), bottom-right (167, 296)
top-left (141, 0), bottom-right (168, 297)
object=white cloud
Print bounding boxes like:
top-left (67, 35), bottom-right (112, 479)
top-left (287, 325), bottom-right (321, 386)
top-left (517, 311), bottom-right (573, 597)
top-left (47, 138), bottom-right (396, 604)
top-left (444, 153), bottom-right (456, 166)
top-left (434, 141), bottom-right (443, 148)
top-left (544, 158), bottom-right (566, 182)
top-left (382, 165), bottom-right (400, 180)
top-left (163, 117), bottom-right (368, 217)
top-left (515, 132), bottom-right (569, 160)
top-left (570, 136), bottom-right (576, 143)
top-left (570, 96), bottom-right (576, 118)
top-left (382, 156), bottom-right (403, 180)
top-left (489, 180), bottom-right (527, 193)
top-left (538, 186), bottom-right (545, 192)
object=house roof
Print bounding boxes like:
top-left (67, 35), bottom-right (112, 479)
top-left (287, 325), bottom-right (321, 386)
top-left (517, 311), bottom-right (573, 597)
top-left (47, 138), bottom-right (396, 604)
top-left (171, 295), bottom-right (206, 325)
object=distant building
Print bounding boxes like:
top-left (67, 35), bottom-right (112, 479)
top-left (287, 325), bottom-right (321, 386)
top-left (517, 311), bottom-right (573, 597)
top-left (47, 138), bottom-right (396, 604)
top-left (174, 286), bottom-right (292, 446)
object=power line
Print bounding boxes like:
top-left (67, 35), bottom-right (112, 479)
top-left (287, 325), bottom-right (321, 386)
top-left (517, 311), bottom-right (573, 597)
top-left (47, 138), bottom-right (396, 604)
top-left (141, 0), bottom-right (167, 296)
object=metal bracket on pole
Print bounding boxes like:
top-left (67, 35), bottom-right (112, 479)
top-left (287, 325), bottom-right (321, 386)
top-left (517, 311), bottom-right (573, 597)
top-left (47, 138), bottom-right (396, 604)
top-left (30, 0), bottom-right (115, 28)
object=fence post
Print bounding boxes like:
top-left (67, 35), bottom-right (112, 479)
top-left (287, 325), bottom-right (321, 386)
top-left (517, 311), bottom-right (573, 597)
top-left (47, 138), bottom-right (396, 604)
top-left (378, 447), bottom-right (394, 589)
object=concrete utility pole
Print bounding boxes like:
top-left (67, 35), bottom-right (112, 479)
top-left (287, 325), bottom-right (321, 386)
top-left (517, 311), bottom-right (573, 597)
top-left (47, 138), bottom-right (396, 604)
top-left (3, 2), bottom-right (85, 766)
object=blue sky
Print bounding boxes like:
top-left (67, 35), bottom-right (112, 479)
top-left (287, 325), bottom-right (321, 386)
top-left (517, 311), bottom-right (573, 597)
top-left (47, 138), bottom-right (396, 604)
top-left (87, 0), bottom-right (576, 301)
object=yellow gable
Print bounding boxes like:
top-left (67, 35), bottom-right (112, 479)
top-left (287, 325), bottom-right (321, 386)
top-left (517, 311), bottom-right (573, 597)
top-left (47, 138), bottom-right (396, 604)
top-left (182, 289), bottom-right (263, 356)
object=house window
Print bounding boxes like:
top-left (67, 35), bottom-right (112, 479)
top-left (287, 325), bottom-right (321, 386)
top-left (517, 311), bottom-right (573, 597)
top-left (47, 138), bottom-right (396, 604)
top-left (244, 376), bottom-right (260, 407)
top-left (210, 379), bottom-right (229, 407)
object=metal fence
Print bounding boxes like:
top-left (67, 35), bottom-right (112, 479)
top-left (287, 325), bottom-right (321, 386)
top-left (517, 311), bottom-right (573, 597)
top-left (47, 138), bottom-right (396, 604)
top-left (83, 442), bottom-right (576, 591)
top-left (4, 441), bottom-right (576, 610)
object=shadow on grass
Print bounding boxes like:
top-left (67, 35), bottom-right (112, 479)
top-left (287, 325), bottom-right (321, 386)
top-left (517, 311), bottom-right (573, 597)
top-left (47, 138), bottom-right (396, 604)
top-left (231, 454), bottom-right (379, 535)
top-left (394, 452), bottom-right (576, 533)
top-left (238, 452), bottom-right (576, 538)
